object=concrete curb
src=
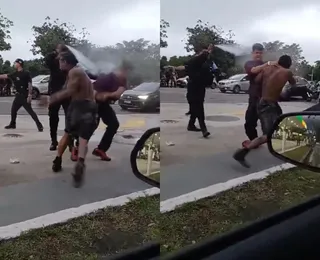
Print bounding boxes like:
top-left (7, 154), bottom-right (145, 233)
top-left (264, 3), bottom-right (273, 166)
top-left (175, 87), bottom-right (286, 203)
top-left (160, 163), bottom-right (295, 213)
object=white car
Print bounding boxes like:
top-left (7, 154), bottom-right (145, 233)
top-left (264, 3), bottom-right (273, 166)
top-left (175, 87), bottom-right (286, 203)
top-left (32, 75), bottom-right (50, 99)
top-left (218, 74), bottom-right (250, 94)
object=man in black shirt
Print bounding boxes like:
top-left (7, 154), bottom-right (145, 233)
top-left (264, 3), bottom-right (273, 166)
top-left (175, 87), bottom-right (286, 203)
top-left (0, 59), bottom-right (43, 131)
top-left (176, 43), bottom-right (213, 138)
top-left (45, 43), bottom-right (70, 150)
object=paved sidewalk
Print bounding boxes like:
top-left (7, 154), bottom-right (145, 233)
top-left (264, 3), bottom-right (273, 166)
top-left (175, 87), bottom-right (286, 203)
top-left (160, 102), bottom-right (311, 200)
top-left (0, 114), bottom-right (158, 226)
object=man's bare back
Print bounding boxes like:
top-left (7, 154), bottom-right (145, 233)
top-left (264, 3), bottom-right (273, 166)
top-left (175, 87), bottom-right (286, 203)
top-left (256, 65), bottom-right (296, 102)
top-left (67, 66), bottom-right (95, 101)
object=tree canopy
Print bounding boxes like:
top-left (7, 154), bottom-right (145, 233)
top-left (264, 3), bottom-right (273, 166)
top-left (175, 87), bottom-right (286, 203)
top-left (160, 19), bottom-right (170, 48)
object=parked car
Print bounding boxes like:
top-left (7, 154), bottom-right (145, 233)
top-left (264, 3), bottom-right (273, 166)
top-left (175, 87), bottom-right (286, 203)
top-left (119, 82), bottom-right (160, 111)
top-left (31, 75), bottom-right (50, 99)
top-left (280, 76), bottom-right (313, 102)
top-left (218, 73), bottom-right (249, 93)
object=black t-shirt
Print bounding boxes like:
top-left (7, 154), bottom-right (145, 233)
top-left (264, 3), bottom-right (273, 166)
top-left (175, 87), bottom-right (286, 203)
top-left (8, 70), bottom-right (32, 96)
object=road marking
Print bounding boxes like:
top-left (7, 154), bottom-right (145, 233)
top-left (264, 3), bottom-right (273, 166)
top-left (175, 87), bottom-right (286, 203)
top-left (0, 187), bottom-right (160, 239)
top-left (98, 118), bottom-right (146, 130)
top-left (160, 163), bottom-right (295, 213)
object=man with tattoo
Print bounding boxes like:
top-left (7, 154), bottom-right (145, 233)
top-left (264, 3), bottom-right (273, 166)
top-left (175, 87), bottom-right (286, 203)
top-left (45, 51), bottom-right (98, 187)
top-left (0, 59), bottom-right (43, 131)
top-left (233, 55), bottom-right (295, 168)
top-left (92, 61), bottom-right (132, 161)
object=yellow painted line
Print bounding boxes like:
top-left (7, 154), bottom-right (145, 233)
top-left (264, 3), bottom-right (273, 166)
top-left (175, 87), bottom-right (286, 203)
top-left (98, 118), bottom-right (146, 129)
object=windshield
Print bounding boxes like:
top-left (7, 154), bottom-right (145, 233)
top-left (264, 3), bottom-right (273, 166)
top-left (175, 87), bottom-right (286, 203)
top-left (32, 75), bottom-right (46, 82)
top-left (228, 74), bottom-right (245, 80)
top-left (134, 83), bottom-right (159, 92)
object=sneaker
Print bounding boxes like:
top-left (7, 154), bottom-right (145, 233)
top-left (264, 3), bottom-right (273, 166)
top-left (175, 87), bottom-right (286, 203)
top-left (4, 124), bottom-right (16, 129)
top-left (71, 147), bottom-right (78, 162)
top-left (233, 149), bottom-right (250, 168)
top-left (92, 148), bottom-right (111, 161)
top-left (49, 142), bottom-right (58, 151)
top-left (72, 161), bottom-right (85, 188)
top-left (187, 126), bottom-right (201, 132)
top-left (52, 156), bottom-right (62, 172)
top-left (202, 131), bottom-right (211, 138)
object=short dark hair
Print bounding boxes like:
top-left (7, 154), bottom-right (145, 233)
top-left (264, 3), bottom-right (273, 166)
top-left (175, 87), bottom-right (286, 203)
top-left (59, 51), bottom-right (78, 66)
top-left (278, 55), bottom-right (292, 69)
top-left (15, 58), bottom-right (24, 67)
top-left (252, 43), bottom-right (264, 52)
top-left (57, 43), bottom-right (69, 52)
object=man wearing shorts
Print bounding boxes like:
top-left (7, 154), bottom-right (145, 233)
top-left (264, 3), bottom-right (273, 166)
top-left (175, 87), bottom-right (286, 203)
top-left (49, 51), bottom-right (97, 187)
top-left (233, 55), bottom-right (295, 168)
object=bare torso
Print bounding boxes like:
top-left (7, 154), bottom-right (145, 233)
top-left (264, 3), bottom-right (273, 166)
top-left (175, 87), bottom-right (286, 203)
top-left (67, 66), bottom-right (95, 101)
top-left (257, 66), bottom-right (295, 102)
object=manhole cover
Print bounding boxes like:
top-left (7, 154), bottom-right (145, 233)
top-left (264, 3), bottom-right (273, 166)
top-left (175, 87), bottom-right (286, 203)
top-left (3, 133), bottom-right (23, 138)
top-left (206, 115), bottom-right (240, 122)
top-left (121, 134), bottom-right (134, 139)
top-left (161, 120), bottom-right (179, 124)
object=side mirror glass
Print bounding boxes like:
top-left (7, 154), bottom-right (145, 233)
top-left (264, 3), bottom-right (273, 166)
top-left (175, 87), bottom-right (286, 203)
top-left (268, 112), bottom-right (320, 172)
top-left (130, 127), bottom-right (160, 188)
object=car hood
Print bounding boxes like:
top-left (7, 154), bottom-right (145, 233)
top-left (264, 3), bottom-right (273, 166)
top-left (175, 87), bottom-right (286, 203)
top-left (123, 90), bottom-right (154, 96)
top-left (219, 79), bottom-right (237, 84)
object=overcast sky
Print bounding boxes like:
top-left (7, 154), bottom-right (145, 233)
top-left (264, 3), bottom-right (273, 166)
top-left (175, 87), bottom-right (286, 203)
top-left (161, 0), bottom-right (320, 64)
top-left (0, 0), bottom-right (159, 62)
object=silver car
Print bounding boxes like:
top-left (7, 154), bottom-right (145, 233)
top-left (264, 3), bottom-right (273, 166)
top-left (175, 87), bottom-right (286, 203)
top-left (32, 75), bottom-right (50, 99)
top-left (218, 73), bottom-right (250, 94)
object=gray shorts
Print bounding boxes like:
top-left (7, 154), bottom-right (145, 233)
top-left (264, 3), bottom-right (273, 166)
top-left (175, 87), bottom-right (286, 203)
top-left (258, 99), bottom-right (282, 135)
top-left (65, 100), bottom-right (98, 140)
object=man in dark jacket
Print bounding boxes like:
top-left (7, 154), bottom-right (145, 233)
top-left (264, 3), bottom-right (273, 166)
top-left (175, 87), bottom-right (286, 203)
top-left (176, 43), bottom-right (213, 138)
top-left (45, 43), bottom-right (69, 150)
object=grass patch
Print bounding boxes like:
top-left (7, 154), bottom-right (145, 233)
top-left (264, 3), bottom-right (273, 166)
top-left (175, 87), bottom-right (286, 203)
top-left (0, 195), bottom-right (160, 260)
top-left (160, 167), bottom-right (320, 253)
top-left (282, 145), bottom-right (311, 161)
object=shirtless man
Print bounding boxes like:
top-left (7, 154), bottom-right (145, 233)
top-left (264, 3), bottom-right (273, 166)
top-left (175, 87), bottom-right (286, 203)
top-left (233, 55), bottom-right (296, 168)
top-left (48, 51), bottom-right (97, 187)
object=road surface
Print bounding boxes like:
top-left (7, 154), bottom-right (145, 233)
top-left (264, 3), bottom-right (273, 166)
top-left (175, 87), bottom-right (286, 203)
top-left (160, 88), bottom-right (314, 200)
top-left (0, 96), bottom-right (159, 226)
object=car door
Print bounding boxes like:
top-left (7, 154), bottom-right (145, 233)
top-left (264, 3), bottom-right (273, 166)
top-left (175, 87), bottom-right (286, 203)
top-left (37, 76), bottom-right (50, 94)
top-left (239, 75), bottom-right (250, 92)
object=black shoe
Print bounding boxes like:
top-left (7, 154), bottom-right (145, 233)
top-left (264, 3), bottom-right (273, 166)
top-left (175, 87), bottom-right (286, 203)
top-left (202, 131), bottom-right (211, 138)
top-left (37, 125), bottom-right (44, 132)
top-left (52, 156), bottom-right (62, 172)
top-left (233, 149), bottom-right (250, 168)
top-left (50, 142), bottom-right (58, 151)
top-left (72, 161), bottom-right (85, 188)
top-left (185, 111), bottom-right (191, 116)
top-left (4, 124), bottom-right (16, 129)
top-left (187, 126), bottom-right (201, 132)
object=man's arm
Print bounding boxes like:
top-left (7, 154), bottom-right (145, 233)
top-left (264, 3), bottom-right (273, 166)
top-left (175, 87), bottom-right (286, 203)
top-left (50, 69), bottom-right (80, 104)
top-left (0, 74), bottom-right (8, 80)
top-left (96, 75), bottom-right (127, 101)
top-left (27, 72), bottom-right (33, 96)
top-left (255, 70), bottom-right (264, 84)
top-left (287, 70), bottom-right (296, 85)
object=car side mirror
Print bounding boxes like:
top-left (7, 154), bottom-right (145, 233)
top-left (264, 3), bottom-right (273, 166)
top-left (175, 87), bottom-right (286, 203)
top-left (130, 127), bottom-right (160, 188)
top-left (268, 112), bottom-right (320, 173)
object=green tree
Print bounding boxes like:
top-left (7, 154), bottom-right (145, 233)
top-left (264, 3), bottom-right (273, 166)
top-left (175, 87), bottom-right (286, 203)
top-left (184, 20), bottom-right (236, 73)
top-left (0, 11), bottom-right (13, 51)
top-left (160, 19), bottom-right (170, 48)
top-left (24, 59), bottom-right (49, 77)
top-left (312, 61), bottom-right (320, 82)
top-left (29, 16), bottom-right (89, 57)
top-left (168, 55), bottom-right (191, 67)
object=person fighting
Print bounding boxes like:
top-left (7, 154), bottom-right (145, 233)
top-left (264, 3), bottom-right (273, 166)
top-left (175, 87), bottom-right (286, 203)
top-left (92, 61), bottom-right (132, 161)
top-left (44, 51), bottom-right (98, 187)
top-left (0, 59), bottom-right (43, 131)
top-left (233, 55), bottom-right (295, 168)
top-left (45, 43), bottom-right (71, 150)
top-left (242, 43), bottom-right (278, 148)
top-left (176, 43), bottom-right (213, 138)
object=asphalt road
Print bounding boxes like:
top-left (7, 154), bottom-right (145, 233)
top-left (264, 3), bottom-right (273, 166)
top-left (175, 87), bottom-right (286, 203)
top-left (0, 96), bottom-right (158, 116)
top-left (160, 87), bottom-right (313, 104)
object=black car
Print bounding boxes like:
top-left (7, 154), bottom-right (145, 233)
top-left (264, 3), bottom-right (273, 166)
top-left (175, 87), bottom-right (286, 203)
top-left (119, 82), bottom-right (160, 111)
top-left (280, 76), bottom-right (313, 102)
